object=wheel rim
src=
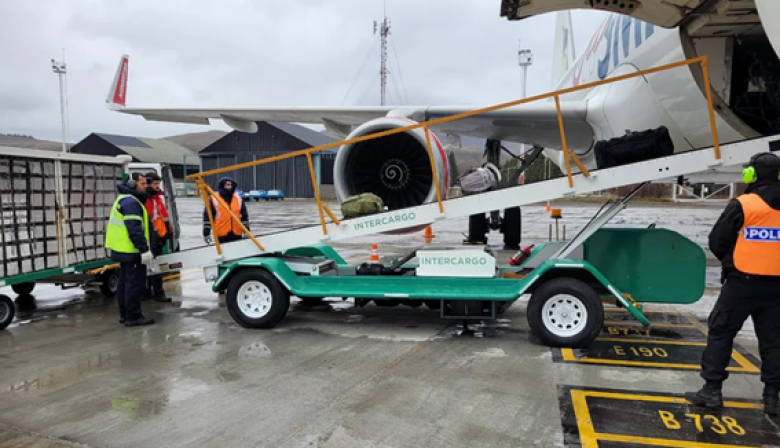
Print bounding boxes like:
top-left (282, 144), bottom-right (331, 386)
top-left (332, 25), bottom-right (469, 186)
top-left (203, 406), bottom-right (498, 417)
top-left (109, 275), bottom-right (119, 292)
top-left (237, 281), bottom-right (273, 319)
top-left (541, 294), bottom-right (588, 337)
top-left (0, 301), bottom-right (9, 322)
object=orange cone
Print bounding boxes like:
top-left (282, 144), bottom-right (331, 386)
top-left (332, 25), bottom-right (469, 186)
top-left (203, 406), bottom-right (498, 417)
top-left (546, 201), bottom-right (551, 214)
top-left (369, 243), bottom-right (380, 263)
top-left (422, 226), bottom-right (435, 244)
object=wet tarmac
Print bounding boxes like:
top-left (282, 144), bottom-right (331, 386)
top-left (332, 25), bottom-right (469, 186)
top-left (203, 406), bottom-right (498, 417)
top-left (1, 198), bottom-right (776, 448)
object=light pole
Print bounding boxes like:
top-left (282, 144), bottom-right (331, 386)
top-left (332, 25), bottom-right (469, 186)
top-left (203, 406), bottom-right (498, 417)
top-left (517, 41), bottom-right (533, 100)
top-left (518, 41), bottom-right (533, 156)
top-left (51, 57), bottom-right (68, 153)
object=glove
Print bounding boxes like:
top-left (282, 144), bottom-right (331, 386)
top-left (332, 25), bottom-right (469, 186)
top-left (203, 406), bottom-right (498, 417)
top-left (204, 235), bottom-right (213, 245)
top-left (141, 251), bottom-right (153, 265)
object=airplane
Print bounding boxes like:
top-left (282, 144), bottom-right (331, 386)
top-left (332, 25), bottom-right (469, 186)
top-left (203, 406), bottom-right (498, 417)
top-left (105, 0), bottom-right (780, 248)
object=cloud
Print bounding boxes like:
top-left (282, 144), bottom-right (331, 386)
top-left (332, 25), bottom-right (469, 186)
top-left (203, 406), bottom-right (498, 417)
top-left (0, 1), bottom-right (610, 142)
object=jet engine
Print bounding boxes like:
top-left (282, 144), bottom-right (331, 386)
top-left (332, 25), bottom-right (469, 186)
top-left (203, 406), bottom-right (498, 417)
top-left (333, 117), bottom-right (450, 212)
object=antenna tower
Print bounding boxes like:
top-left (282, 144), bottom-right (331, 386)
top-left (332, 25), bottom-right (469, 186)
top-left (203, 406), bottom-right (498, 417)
top-left (373, 5), bottom-right (391, 105)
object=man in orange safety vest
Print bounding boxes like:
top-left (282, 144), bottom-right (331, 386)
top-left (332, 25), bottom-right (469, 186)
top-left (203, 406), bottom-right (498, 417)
top-left (686, 152), bottom-right (780, 416)
top-left (202, 176), bottom-right (250, 245)
top-left (143, 171), bottom-right (172, 302)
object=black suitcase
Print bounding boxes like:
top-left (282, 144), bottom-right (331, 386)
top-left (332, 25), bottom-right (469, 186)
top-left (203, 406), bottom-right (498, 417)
top-left (594, 125), bottom-right (675, 169)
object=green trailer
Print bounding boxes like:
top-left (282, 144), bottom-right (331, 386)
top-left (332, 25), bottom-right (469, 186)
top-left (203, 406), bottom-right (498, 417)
top-left (0, 149), bottom-right (181, 330)
top-left (205, 222), bottom-right (705, 347)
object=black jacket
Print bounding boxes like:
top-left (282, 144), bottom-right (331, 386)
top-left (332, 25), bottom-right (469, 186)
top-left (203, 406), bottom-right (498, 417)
top-left (110, 183), bottom-right (155, 263)
top-left (709, 180), bottom-right (780, 280)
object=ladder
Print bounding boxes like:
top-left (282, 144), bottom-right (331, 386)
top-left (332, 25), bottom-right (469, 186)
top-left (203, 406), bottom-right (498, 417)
top-left (152, 134), bottom-right (779, 274)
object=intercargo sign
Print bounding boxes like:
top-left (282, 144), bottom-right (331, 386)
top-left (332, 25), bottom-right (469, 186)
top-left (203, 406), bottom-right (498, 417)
top-left (352, 212), bottom-right (417, 231)
top-left (416, 249), bottom-right (495, 278)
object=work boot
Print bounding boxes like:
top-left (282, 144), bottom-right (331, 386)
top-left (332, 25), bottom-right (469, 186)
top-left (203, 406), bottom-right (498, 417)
top-left (152, 292), bottom-right (172, 303)
top-left (685, 382), bottom-right (723, 409)
top-left (764, 386), bottom-right (779, 416)
top-left (124, 317), bottom-right (155, 327)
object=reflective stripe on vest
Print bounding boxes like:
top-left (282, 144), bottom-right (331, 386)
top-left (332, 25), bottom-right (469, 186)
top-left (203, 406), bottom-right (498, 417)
top-left (211, 194), bottom-right (243, 237)
top-left (105, 194), bottom-right (150, 254)
top-left (734, 193), bottom-right (780, 276)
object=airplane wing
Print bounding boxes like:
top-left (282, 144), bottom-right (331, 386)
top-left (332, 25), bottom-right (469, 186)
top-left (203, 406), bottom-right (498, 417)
top-left (107, 55), bottom-right (595, 152)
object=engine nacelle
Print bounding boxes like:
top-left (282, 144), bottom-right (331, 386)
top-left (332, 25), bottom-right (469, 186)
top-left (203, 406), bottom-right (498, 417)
top-left (333, 117), bottom-right (450, 214)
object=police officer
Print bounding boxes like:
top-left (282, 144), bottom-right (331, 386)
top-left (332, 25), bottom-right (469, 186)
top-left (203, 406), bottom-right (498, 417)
top-left (202, 176), bottom-right (249, 245)
top-left (686, 152), bottom-right (780, 415)
top-left (105, 172), bottom-right (155, 327)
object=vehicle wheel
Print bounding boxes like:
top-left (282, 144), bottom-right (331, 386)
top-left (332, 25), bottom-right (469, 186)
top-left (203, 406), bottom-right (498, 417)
top-left (11, 282), bottom-right (35, 295)
top-left (0, 295), bottom-right (15, 330)
top-left (502, 207), bottom-right (522, 249)
top-left (100, 271), bottom-right (120, 296)
top-left (527, 278), bottom-right (603, 347)
top-left (226, 269), bottom-right (290, 329)
top-left (467, 213), bottom-right (487, 244)
top-left (299, 297), bottom-right (324, 306)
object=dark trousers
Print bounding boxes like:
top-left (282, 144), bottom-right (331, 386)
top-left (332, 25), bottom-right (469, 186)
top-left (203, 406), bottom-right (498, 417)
top-left (117, 261), bottom-right (146, 321)
top-left (701, 275), bottom-right (780, 386)
top-left (147, 273), bottom-right (164, 296)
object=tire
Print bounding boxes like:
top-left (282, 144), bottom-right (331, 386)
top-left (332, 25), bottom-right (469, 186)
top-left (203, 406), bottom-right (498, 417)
top-left (226, 269), bottom-right (290, 329)
top-left (100, 271), bottom-right (120, 296)
top-left (11, 282), bottom-right (35, 295)
top-left (502, 207), bottom-right (522, 249)
top-left (0, 295), bottom-right (15, 330)
top-left (527, 278), bottom-right (603, 348)
top-left (467, 213), bottom-right (487, 244)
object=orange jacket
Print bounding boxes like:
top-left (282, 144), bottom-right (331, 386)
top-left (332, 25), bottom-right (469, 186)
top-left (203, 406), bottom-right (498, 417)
top-left (145, 190), bottom-right (170, 238)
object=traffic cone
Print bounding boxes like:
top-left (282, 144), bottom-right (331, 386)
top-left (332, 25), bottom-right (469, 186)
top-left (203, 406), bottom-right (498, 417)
top-left (422, 226), bottom-right (435, 244)
top-left (369, 243), bottom-right (380, 263)
top-left (546, 201), bottom-right (551, 214)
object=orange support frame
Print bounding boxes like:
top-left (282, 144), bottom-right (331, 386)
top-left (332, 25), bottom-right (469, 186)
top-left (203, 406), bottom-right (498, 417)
top-left (188, 56), bottom-right (722, 252)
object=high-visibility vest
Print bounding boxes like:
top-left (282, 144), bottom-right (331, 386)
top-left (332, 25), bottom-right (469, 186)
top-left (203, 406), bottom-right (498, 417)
top-left (105, 194), bottom-right (150, 254)
top-left (148, 196), bottom-right (169, 237)
top-left (210, 194), bottom-right (243, 237)
top-left (733, 193), bottom-right (780, 276)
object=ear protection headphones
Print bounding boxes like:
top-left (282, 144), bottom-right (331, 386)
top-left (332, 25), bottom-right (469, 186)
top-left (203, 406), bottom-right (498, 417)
top-left (124, 173), bottom-right (137, 189)
top-left (743, 153), bottom-right (780, 184)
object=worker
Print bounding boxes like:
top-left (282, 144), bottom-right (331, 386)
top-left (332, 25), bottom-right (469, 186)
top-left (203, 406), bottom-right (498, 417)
top-left (202, 176), bottom-right (250, 245)
top-left (686, 152), bottom-right (780, 416)
top-left (143, 171), bottom-right (172, 303)
top-left (105, 172), bottom-right (155, 327)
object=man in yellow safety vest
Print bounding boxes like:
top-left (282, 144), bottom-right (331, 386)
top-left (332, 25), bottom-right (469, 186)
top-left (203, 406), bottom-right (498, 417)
top-left (105, 172), bottom-right (156, 327)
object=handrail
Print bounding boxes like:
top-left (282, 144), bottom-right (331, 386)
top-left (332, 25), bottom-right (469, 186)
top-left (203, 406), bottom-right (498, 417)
top-left (192, 55), bottom-right (722, 251)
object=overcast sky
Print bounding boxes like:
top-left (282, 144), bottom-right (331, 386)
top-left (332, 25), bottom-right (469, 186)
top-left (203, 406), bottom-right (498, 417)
top-left (0, 1), bottom-right (610, 143)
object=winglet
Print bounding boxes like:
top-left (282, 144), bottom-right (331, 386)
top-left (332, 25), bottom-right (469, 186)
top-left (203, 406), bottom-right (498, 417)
top-left (106, 54), bottom-right (129, 110)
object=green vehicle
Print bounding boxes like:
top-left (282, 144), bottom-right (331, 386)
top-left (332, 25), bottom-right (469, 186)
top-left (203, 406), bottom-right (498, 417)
top-left (194, 184), bottom-right (705, 348)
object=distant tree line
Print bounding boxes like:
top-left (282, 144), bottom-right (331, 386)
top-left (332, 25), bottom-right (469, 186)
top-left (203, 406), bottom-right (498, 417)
top-left (0, 133), bottom-right (34, 139)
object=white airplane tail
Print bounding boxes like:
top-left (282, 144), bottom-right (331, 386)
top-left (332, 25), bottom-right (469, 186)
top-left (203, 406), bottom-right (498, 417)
top-left (550, 11), bottom-right (576, 91)
top-left (106, 55), bottom-right (129, 109)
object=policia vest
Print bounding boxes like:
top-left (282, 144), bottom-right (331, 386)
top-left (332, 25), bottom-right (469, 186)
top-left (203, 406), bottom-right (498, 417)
top-left (734, 193), bottom-right (780, 276)
top-left (105, 194), bottom-right (150, 254)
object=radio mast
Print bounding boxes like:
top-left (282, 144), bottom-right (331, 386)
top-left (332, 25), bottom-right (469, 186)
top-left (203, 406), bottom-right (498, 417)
top-left (373, 4), bottom-right (391, 105)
